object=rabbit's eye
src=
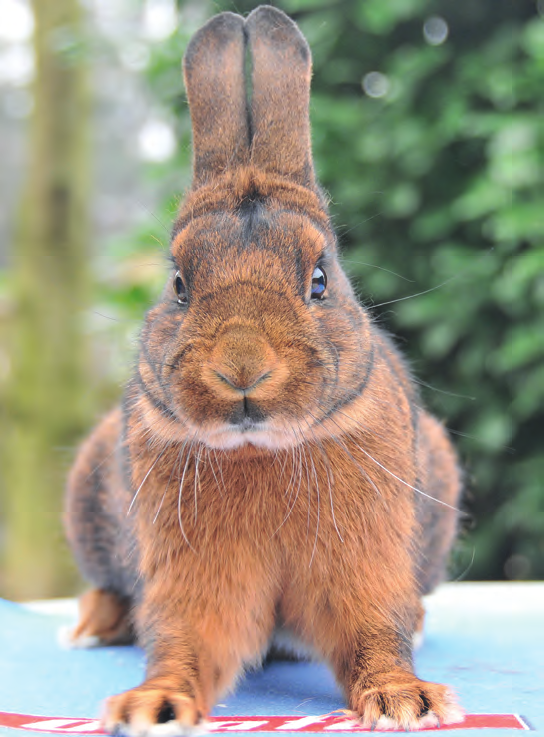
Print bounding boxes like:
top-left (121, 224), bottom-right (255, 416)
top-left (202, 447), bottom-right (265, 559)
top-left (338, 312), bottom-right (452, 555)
top-left (311, 266), bottom-right (327, 299)
top-left (173, 271), bottom-right (188, 304)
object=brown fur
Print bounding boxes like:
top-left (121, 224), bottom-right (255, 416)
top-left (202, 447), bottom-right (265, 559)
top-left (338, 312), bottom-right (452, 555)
top-left (65, 6), bottom-right (463, 733)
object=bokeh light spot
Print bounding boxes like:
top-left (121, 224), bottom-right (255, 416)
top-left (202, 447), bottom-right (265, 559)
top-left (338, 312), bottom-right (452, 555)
top-left (362, 71), bottom-right (390, 99)
top-left (423, 16), bottom-right (449, 46)
top-left (143, 0), bottom-right (178, 41)
top-left (0, 0), bottom-right (34, 43)
top-left (138, 119), bottom-right (176, 162)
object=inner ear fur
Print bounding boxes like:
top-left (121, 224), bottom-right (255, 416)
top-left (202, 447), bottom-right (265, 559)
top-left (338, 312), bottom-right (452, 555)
top-left (246, 5), bottom-right (316, 189)
top-left (183, 12), bottom-right (250, 187)
top-left (183, 6), bottom-right (317, 192)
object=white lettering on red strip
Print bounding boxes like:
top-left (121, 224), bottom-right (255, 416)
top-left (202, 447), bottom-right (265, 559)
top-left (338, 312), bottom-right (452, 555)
top-left (208, 721), bottom-right (270, 732)
top-left (276, 716), bottom-right (328, 731)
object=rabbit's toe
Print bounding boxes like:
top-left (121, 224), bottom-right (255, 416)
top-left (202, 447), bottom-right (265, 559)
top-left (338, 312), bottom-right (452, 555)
top-left (103, 686), bottom-right (205, 737)
top-left (352, 673), bottom-right (463, 731)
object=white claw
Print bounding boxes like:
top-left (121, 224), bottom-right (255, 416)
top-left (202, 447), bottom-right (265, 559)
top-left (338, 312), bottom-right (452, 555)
top-left (57, 625), bottom-right (101, 649)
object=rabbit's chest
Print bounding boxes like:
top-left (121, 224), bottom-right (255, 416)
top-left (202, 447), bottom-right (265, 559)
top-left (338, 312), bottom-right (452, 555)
top-left (134, 443), bottom-right (399, 571)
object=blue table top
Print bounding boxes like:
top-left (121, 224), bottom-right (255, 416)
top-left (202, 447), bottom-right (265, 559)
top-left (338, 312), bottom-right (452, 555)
top-left (0, 583), bottom-right (542, 736)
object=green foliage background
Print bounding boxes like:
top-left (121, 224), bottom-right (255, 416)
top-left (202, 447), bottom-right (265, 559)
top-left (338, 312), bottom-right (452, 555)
top-left (101, 0), bottom-right (544, 581)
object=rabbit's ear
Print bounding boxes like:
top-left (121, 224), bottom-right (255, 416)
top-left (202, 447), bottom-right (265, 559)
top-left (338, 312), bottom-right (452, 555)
top-left (246, 6), bottom-right (315, 189)
top-left (183, 12), bottom-right (249, 187)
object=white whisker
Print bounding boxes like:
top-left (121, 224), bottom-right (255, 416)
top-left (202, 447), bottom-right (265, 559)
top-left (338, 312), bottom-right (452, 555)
top-left (193, 444), bottom-right (203, 524)
top-left (178, 436), bottom-right (198, 553)
top-left (304, 430), bottom-right (321, 569)
top-left (355, 443), bottom-right (462, 513)
top-left (308, 428), bottom-right (344, 545)
top-left (153, 447), bottom-right (181, 525)
top-left (207, 447), bottom-right (223, 496)
top-left (271, 443), bottom-right (303, 538)
top-left (128, 449), bottom-right (166, 515)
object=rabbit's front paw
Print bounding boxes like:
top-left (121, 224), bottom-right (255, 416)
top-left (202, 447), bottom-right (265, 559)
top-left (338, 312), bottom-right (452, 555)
top-left (103, 684), bottom-right (205, 737)
top-left (352, 673), bottom-right (463, 731)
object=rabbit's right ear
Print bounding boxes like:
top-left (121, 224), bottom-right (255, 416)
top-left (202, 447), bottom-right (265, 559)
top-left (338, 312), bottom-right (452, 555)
top-left (183, 12), bottom-right (249, 187)
top-left (246, 6), bottom-right (316, 189)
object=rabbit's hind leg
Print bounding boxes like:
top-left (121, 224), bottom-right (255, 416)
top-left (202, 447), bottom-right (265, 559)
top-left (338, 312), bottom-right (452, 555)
top-left (65, 588), bottom-right (135, 648)
top-left (63, 408), bottom-right (138, 648)
top-left (415, 411), bottom-right (462, 596)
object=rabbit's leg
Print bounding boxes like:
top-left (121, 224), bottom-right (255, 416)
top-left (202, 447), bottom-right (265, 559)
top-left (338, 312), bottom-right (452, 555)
top-left (283, 555), bottom-right (460, 730)
top-left (65, 409), bottom-right (140, 615)
top-left (414, 411), bottom-right (462, 595)
top-left (331, 617), bottom-right (463, 730)
top-left (102, 569), bottom-right (277, 733)
top-left (67, 588), bottom-right (134, 647)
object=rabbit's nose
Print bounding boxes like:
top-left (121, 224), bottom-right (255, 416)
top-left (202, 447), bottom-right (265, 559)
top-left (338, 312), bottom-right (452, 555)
top-left (204, 326), bottom-right (286, 398)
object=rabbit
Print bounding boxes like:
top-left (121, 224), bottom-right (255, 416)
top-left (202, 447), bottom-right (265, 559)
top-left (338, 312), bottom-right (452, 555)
top-left (64, 5), bottom-right (464, 734)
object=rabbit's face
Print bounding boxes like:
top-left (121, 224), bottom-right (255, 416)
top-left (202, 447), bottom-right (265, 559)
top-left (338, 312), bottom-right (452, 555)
top-left (139, 182), bottom-right (373, 451)
top-left (131, 5), bottom-right (377, 452)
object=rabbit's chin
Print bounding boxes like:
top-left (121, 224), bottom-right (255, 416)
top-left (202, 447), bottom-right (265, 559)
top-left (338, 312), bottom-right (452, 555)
top-left (198, 422), bottom-right (302, 452)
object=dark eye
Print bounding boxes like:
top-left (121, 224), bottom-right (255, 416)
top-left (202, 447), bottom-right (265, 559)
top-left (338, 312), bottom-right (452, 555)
top-left (173, 271), bottom-right (188, 304)
top-left (311, 266), bottom-right (327, 299)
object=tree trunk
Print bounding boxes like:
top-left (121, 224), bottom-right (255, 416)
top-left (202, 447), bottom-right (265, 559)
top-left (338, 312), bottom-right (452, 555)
top-left (2, 0), bottom-right (91, 598)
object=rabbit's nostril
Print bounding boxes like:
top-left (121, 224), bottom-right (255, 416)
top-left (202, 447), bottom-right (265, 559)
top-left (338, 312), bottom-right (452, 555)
top-left (214, 368), bottom-right (272, 393)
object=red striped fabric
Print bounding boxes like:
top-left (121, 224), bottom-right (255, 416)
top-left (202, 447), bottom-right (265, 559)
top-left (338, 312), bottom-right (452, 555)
top-left (0, 711), bottom-right (531, 734)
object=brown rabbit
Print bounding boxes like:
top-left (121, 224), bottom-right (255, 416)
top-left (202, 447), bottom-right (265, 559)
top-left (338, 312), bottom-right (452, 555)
top-left (65, 6), bottom-right (463, 733)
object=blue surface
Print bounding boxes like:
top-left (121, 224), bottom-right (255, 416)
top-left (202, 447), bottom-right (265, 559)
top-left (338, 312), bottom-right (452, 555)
top-left (0, 583), bottom-right (542, 735)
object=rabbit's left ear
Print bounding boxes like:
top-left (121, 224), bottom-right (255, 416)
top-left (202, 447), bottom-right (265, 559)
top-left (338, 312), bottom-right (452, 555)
top-left (246, 6), bottom-right (316, 189)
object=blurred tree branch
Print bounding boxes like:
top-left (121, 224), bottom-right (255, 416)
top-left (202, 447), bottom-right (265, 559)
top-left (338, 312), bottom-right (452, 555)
top-left (1, 0), bottom-right (91, 598)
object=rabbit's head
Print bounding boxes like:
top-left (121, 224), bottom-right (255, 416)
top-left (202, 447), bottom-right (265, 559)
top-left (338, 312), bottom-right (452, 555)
top-left (136, 7), bottom-right (373, 451)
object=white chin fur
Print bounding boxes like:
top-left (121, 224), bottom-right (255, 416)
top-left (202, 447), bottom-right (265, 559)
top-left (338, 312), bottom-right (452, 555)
top-left (201, 425), bottom-right (297, 451)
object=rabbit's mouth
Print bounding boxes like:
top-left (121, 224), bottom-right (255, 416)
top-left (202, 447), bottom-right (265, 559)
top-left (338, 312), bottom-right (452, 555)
top-left (231, 417), bottom-right (263, 432)
top-left (199, 420), bottom-right (300, 451)
top-left (203, 423), bottom-right (278, 451)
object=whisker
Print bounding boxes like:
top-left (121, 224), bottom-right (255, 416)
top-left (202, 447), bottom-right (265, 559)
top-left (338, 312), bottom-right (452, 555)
top-left (452, 546), bottom-right (476, 582)
top-left (207, 447), bottom-right (224, 496)
top-left (315, 401), bottom-right (463, 515)
top-left (92, 310), bottom-right (134, 324)
top-left (355, 443), bottom-right (463, 514)
top-left (294, 429), bottom-right (314, 552)
top-left (178, 435), bottom-right (198, 553)
top-left (446, 427), bottom-right (516, 453)
top-left (128, 448), bottom-right (166, 515)
top-left (308, 415), bottom-right (384, 540)
top-left (341, 258), bottom-right (414, 283)
top-left (213, 447), bottom-right (228, 495)
top-left (412, 377), bottom-right (476, 401)
top-left (337, 209), bottom-right (384, 236)
top-left (307, 427), bottom-right (344, 545)
top-left (272, 443), bottom-right (303, 538)
top-left (303, 428), bottom-right (321, 569)
top-left (153, 446), bottom-right (182, 524)
top-left (369, 273), bottom-right (460, 309)
top-left (193, 444), bottom-right (203, 524)
top-left (82, 447), bottom-right (117, 484)
top-left (132, 195), bottom-right (171, 236)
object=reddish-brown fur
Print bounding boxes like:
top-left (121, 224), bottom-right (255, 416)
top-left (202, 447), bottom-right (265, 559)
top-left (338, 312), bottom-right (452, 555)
top-left (64, 6), bottom-right (463, 733)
